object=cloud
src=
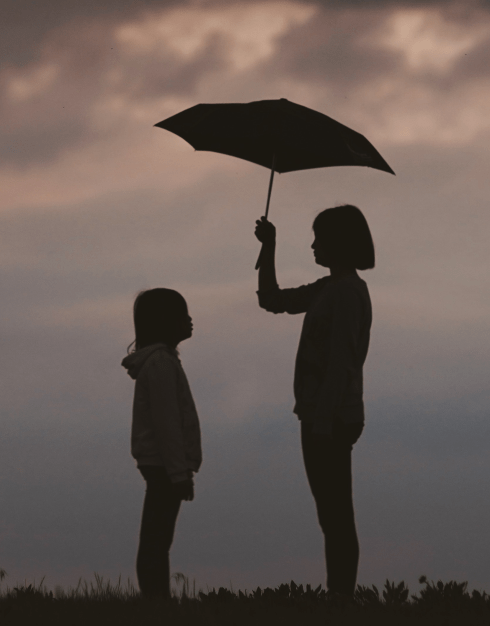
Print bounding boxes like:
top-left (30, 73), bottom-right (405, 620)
top-left (0, 20), bottom-right (115, 167)
top-left (2, 0), bottom-right (489, 70)
top-left (0, 1), bottom-right (316, 171)
top-left (1, 0), bottom-right (183, 66)
top-left (367, 7), bottom-right (490, 73)
top-left (3, 0), bottom-right (490, 178)
top-left (302, 0), bottom-right (490, 8)
top-left (264, 3), bottom-right (490, 145)
top-left (115, 2), bottom-right (315, 72)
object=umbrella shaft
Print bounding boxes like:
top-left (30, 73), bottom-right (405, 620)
top-left (264, 154), bottom-right (275, 220)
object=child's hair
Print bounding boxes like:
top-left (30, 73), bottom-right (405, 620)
top-left (128, 288), bottom-right (188, 353)
top-left (312, 204), bottom-right (375, 270)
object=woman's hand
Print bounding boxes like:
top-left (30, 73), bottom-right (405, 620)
top-left (255, 217), bottom-right (276, 245)
top-left (172, 478), bottom-right (194, 501)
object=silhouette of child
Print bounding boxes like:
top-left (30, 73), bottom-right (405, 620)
top-left (121, 288), bottom-right (202, 600)
top-left (255, 205), bottom-right (373, 603)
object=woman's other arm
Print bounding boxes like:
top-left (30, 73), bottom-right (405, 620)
top-left (312, 288), bottom-right (362, 435)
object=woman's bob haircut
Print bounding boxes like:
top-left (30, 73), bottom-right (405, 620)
top-left (312, 204), bottom-right (375, 270)
top-left (131, 288), bottom-right (188, 352)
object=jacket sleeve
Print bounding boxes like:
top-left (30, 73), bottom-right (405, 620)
top-left (257, 278), bottom-right (328, 315)
top-left (311, 287), bottom-right (362, 435)
top-left (147, 352), bottom-right (189, 483)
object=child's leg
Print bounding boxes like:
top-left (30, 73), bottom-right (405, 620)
top-left (136, 466), bottom-right (181, 599)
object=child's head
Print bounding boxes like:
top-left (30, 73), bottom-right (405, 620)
top-left (311, 204), bottom-right (375, 270)
top-left (132, 288), bottom-right (193, 351)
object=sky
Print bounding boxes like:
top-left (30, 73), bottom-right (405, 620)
top-left (1, 0), bottom-right (490, 597)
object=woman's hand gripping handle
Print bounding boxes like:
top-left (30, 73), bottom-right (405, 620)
top-left (255, 216), bottom-right (276, 246)
top-left (255, 217), bottom-right (276, 270)
top-left (255, 217), bottom-right (278, 291)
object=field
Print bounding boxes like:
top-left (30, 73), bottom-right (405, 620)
top-left (1, 569), bottom-right (490, 625)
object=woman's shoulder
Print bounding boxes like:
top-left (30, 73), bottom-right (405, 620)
top-left (317, 274), bottom-right (369, 305)
top-left (348, 274), bottom-right (370, 297)
top-left (334, 273), bottom-right (368, 291)
top-left (334, 275), bottom-right (371, 311)
top-left (300, 275), bottom-right (331, 291)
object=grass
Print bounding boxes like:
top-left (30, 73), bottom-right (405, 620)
top-left (1, 569), bottom-right (490, 625)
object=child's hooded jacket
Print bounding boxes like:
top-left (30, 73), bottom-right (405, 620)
top-left (122, 343), bottom-right (202, 483)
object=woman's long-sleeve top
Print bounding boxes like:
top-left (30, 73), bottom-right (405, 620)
top-left (257, 273), bottom-right (372, 435)
top-left (122, 343), bottom-right (202, 482)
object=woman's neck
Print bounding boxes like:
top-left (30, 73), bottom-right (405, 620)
top-left (329, 267), bottom-right (357, 280)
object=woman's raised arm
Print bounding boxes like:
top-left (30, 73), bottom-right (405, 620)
top-left (255, 217), bottom-right (278, 292)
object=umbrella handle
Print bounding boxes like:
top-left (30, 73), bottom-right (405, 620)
top-left (255, 154), bottom-right (275, 270)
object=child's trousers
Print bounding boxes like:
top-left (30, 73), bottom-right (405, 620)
top-left (137, 465), bottom-right (181, 599)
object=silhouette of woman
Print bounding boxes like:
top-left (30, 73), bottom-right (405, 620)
top-left (122, 288), bottom-right (202, 599)
top-left (255, 205), bottom-right (373, 604)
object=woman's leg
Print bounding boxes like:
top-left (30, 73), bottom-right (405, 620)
top-left (136, 466), bottom-right (181, 599)
top-left (301, 421), bottom-right (364, 596)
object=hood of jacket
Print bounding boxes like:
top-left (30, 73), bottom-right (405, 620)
top-left (121, 343), bottom-right (177, 380)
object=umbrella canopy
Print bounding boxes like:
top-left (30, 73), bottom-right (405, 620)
top-left (155, 98), bottom-right (395, 175)
top-left (155, 98), bottom-right (395, 268)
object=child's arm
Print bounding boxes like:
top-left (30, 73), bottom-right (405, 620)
top-left (147, 352), bottom-right (192, 484)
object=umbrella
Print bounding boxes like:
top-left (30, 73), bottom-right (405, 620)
top-left (154, 98), bottom-right (395, 268)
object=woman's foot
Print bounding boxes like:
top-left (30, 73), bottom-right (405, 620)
top-left (140, 591), bottom-right (174, 602)
top-left (325, 589), bottom-right (356, 609)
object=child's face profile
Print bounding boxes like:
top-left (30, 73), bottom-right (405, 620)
top-left (171, 302), bottom-right (193, 345)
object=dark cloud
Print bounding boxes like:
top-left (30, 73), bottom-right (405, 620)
top-left (0, 6), bottom-right (229, 166)
top-left (2, 0), bottom-right (490, 168)
top-left (271, 9), bottom-right (399, 89)
top-left (0, 20), bottom-right (115, 165)
top-left (270, 2), bottom-right (490, 90)
top-left (297, 0), bottom-right (490, 11)
top-left (113, 35), bottom-right (229, 100)
top-left (4, 0), bottom-right (490, 68)
top-left (451, 33), bottom-right (490, 80)
top-left (0, 118), bottom-right (88, 167)
top-left (1, 0), bottom-right (183, 67)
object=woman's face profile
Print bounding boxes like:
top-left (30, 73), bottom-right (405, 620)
top-left (311, 232), bottom-right (331, 267)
